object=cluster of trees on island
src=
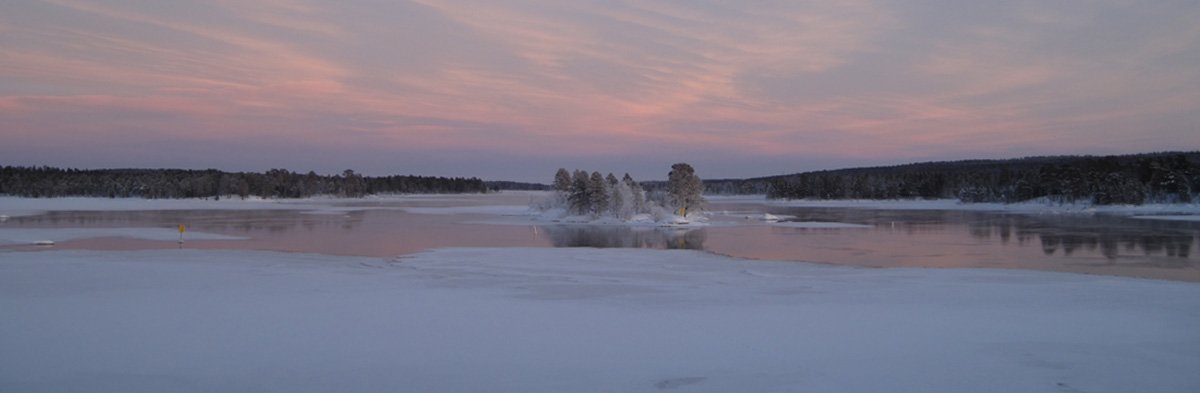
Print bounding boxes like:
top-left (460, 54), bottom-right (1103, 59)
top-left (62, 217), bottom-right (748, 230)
top-left (705, 152), bottom-right (1199, 205)
top-left (544, 163), bottom-right (705, 219)
top-left (0, 167), bottom-right (488, 199)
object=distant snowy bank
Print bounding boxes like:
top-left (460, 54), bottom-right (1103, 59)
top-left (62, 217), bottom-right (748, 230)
top-left (0, 193), bottom-right (539, 218)
top-left (713, 195), bottom-right (1200, 215)
top-left (2, 247), bottom-right (1197, 392)
top-left (4, 192), bottom-right (1195, 220)
top-left (1132, 214), bottom-right (1200, 222)
top-left (0, 228), bottom-right (244, 246)
top-left (0, 195), bottom-right (368, 218)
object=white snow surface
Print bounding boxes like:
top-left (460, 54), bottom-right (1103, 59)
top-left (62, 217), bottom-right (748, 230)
top-left (7, 195), bottom-right (1198, 219)
top-left (0, 228), bottom-right (244, 245)
top-left (720, 195), bottom-right (1200, 215)
top-left (771, 221), bottom-right (873, 229)
top-left (0, 196), bottom-right (346, 218)
top-left (400, 205), bottom-right (535, 216)
top-left (0, 194), bottom-right (528, 218)
top-left (1132, 215), bottom-right (1200, 222)
top-left (737, 213), bottom-right (869, 228)
top-left (2, 247), bottom-right (1197, 393)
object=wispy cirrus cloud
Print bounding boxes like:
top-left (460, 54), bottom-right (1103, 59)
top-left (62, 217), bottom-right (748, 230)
top-left (1, 0), bottom-right (1196, 181)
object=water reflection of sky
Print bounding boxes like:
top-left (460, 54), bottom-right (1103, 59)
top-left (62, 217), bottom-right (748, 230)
top-left (703, 203), bottom-right (1198, 281)
top-left (2, 199), bottom-right (1197, 282)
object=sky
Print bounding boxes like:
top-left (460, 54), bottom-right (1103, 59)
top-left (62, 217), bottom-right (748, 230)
top-left (2, 0), bottom-right (1198, 183)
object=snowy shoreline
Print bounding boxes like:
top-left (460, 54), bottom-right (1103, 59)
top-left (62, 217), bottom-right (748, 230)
top-left (2, 247), bottom-right (1197, 393)
top-left (6, 194), bottom-right (1199, 218)
top-left (710, 195), bottom-right (1200, 215)
top-left (0, 227), bottom-right (245, 246)
top-left (0, 193), bottom-right (538, 218)
top-left (7, 195), bottom-right (1197, 237)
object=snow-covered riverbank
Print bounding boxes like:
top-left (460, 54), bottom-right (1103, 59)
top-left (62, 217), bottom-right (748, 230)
top-left (0, 193), bottom-right (540, 219)
top-left (712, 195), bottom-right (1200, 215)
top-left (0, 227), bottom-right (244, 246)
top-left (6, 191), bottom-right (1200, 222)
top-left (2, 247), bottom-right (1197, 393)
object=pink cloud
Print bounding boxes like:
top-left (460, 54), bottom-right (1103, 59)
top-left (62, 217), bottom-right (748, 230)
top-left (2, 0), bottom-right (1197, 179)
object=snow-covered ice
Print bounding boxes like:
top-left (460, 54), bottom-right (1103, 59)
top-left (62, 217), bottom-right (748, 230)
top-left (400, 205), bottom-right (535, 216)
top-left (770, 221), bottom-right (873, 229)
top-left (2, 247), bottom-right (1197, 393)
top-left (722, 195), bottom-right (1200, 215)
top-left (1132, 215), bottom-right (1200, 222)
top-left (0, 196), bottom-right (346, 218)
top-left (0, 227), bottom-right (245, 246)
top-left (737, 213), bottom-right (870, 228)
top-left (0, 194), bottom-right (529, 218)
top-left (757, 213), bottom-right (789, 222)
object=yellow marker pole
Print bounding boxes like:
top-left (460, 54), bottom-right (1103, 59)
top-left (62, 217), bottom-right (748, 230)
top-left (178, 224), bottom-right (186, 244)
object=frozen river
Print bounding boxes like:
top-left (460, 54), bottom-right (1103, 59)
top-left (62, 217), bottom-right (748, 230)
top-left (3, 192), bottom-right (1197, 281)
top-left (3, 193), bottom-right (1199, 392)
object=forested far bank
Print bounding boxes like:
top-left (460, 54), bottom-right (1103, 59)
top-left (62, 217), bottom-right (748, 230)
top-left (705, 152), bottom-right (1199, 205)
top-left (0, 167), bottom-right (488, 199)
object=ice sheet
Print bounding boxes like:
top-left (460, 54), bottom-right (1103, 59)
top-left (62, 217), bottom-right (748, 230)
top-left (2, 247), bottom-right (1196, 393)
top-left (0, 228), bottom-right (245, 245)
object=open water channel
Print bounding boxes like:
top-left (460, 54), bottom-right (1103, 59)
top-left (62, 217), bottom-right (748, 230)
top-left (3, 192), bottom-right (1197, 281)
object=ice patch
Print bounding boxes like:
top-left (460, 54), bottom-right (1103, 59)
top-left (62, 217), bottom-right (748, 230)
top-left (0, 196), bottom-right (353, 218)
top-left (760, 213), bottom-right (785, 222)
top-left (1, 247), bottom-right (1197, 393)
top-left (772, 221), bottom-right (872, 229)
top-left (1131, 215), bottom-right (1200, 222)
top-left (400, 205), bottom-right (535, 216)
top-left (748, 197), bottom-right (1200, 215)
top-left (2, 193), bottom-right (1197, 392)
top-left (0, 228), bottom-right (245, 245)
top-left (654, 376), bottom-right (706, 389)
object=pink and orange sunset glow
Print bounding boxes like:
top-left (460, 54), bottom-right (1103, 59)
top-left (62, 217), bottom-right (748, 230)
top-left (2, 0), bottom-right (1198, 182)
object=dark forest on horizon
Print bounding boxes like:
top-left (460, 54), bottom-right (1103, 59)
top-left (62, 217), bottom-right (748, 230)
top-left (4, 151), bottom-right (1198, 204)
top-left (705, 151), bottom-right (1199, 205)
top-left (0, 167), bottom-right (489, 199)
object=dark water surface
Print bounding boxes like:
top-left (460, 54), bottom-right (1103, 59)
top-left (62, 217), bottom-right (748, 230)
top-left (3, 194), bottom-right (1197, 281)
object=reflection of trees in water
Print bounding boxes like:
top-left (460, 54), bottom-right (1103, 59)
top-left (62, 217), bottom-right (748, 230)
top-left (962, 214), bottom-right (1196, 261)
top-left (539, 225), bottom-right (706, 250)
top-left (7, 210), bottom-right (366, 234)
top-left (1037, 232), bottom-right (1194, 260)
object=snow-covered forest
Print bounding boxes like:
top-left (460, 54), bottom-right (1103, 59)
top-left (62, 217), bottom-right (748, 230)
top-left (0, 167), bottom-right (488, 199)
top-left (706, 152), bottom-right (1200, 205)
top-left (538, 163), bottom-right (705, 221)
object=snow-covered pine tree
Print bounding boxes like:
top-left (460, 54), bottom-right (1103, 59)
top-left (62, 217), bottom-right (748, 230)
top-left (667, 163), bottom-right (704, 216)
top-left (605, 173), bottom-right (623, 217)
top-left (554, 168), bottom-right (572, 193)
top-left (553, 168), bottom-right (572, 206)
top-left (588, 171), bottom-right (610, 217)
top-left (569, 169), bottom-right (591, 214)
top-left (623, 173), bottom-right (646, 214)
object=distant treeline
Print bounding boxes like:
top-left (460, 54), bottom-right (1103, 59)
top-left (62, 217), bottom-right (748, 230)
top-left (484, 180), bottom-right (551, 191)
top-left (705, 152), bottom-right (1199, 205)
top-left (0, 167), bottom-right (488, 199)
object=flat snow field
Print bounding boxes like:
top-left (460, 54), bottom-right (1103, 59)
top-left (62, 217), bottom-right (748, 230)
top-left (2, 248), bottom-right (1198, 393)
